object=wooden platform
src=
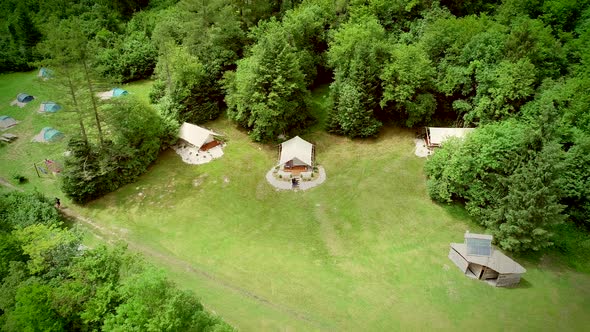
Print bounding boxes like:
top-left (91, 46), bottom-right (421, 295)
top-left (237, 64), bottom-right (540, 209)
top-left (283, 165), bottom-right (308, 175)
top-left (200, 140), bottom-right (222, 151)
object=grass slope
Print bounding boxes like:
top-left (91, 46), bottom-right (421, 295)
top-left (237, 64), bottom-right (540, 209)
top-left (1, 73), bottom-right (589, 331)
top-left (82, 126), bottom-right (590, 330)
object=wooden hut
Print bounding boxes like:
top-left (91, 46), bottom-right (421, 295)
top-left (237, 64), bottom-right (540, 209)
top-left (448, 231), bottom-right (526, 287)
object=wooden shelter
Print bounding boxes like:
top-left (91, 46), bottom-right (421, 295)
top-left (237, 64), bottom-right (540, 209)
top-left (425, 127), bottom-right (475, 148)
top-left (448, 231), bottom-right (526, 287)
top-left (178, 122), bottom-right (222, 151)
top-left (277, 136), bottom-right (314, 173)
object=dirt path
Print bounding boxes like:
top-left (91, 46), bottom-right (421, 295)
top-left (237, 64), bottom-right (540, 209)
top-left (0, 177), bottom-right (23, 192)
top-left (59, 207), bottom-right (330, 330)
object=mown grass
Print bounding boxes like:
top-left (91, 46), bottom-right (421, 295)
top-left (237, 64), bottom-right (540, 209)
top-left (1, 73), bottom-right (590, 331)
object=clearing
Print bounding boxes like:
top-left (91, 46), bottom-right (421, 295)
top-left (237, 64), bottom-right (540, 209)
top-left (1, 73), bottom-right (589, 331)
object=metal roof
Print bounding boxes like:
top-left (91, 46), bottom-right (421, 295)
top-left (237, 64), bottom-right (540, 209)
top-left (279, 136), bottom-right (313, 166)
top-left (450, 243), bottom-right (526, 274)
top-left (465, 232), bottom-right (493, 240)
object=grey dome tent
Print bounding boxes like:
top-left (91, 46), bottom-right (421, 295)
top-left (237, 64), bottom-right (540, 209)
top-left (17, 93), bottom-right (34, 103)
top-left (42, 127), bottom-right (64, 142)
top-left (39, 101), bottom-right (62, 113)
top-left (38, 67), bottom-right (53, 79)
top-left (0, 116), bottom-right (18, 129)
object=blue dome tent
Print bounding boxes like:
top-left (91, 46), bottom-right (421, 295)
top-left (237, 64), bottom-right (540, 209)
top-left (40, 101), bottom-right (62, 113)
top-left (97, 88), bottom-right (129, 100)
top-left (42, 127), bottom-right (64, 142)
top-left (112, 88), bottom-right (128, 97)
top-left (17, 93), bottom-right (34, 103)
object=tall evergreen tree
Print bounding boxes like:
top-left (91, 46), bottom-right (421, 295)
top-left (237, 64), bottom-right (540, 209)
top-left (225, 19), bottom-right (311, 142)
top-left (326, 15), bottom-right (388, 137)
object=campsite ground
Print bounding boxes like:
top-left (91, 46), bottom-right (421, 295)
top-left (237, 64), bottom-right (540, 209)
top-left (1, 72), bottom-right (590, 330)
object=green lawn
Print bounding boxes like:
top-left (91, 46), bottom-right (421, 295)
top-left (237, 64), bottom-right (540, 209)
top-left (1, 73), bottom-right (590, 331)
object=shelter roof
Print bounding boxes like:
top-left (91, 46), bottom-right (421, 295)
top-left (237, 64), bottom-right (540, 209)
top-left (427, 127), bottom-right (475, 145)
top-left (465, 232), bottom-right (493, 240)
top-left (450, 243), bottom-right (526, 274)
top-left (279, 136), bottom-right (313, 166)
top-left (178, 122), bottom-right (220, 148)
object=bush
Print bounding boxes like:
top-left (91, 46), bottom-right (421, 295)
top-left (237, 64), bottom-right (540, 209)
top-left (0, 191), bottom-right (61, 230)
top-left (12, 174), bottom-right (28, 184)
top-left (95, 31), bottom-right (157, 83)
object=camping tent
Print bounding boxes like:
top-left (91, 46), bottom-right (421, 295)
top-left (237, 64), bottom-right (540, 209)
top-left (178, 122), bottom-right (221, 150)
top-left (42, 127), bottom-right (64, 142)
top-left (39, 101), bottom-right (62, 113)
top-left (98, 88), bottom-right (129, 100)
top-left (0, 116), bottom-right (18, 129)
top-left (112, 88), bottom-right (128, 97)
top-left (17, 93), bottom-right (34, 103)
top-left (278, 136), bottom-right (314, 168)
top-left (38, 67), bottom-right (53, 79)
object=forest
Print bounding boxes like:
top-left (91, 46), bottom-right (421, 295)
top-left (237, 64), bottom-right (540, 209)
top-left (1, 0), bottom-right (590, 329)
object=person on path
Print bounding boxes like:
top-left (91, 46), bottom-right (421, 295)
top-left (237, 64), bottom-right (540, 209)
top-left (55, 197), bottom-right (61, 209)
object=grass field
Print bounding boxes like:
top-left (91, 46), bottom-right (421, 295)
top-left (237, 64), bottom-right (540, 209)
top-left (1, 72), bottom-right (590, 331)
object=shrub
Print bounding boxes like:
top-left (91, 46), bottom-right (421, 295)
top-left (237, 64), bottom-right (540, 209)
top-left (0, 191), bottom-right (61, 230)
top-left (12, 174), bottom-right (28, 184)
top-left (95, 31), bottom-right (157, 83)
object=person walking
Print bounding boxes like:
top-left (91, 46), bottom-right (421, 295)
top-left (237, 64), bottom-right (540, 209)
top-left (55, 197), bottom-right (61, 209)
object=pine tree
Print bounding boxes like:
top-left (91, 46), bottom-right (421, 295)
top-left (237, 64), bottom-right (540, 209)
top-left (225, 20), bottom-right (311, 142)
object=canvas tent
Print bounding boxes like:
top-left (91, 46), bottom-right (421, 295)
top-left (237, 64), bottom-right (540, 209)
top-left (426, 127), bottom-right (475, 148)
top-left (0, 116), bottom-right (18, 129)
top-left (39, 101), bottom-right (62, 113)
top-left (178, 122), bottom-right (221, 150)
top-left (17, 93), bottom-right (34, 103)
top-left (448, 231), bottom-right (526, 287)
top-left (278, 136), bottom-right (314, 171)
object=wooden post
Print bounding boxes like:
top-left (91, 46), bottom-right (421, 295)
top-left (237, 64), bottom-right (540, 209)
top-left (33, 163), bottom-right (40, 178)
